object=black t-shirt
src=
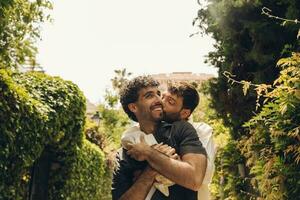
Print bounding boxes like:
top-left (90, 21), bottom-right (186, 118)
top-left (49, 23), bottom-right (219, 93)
top-left (112, 121), bottom-right (207, 200)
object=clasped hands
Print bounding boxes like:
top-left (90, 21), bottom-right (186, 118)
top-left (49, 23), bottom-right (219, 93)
top-left (127, 135), bottom-right (179, 196)
top-left (126, 135), bottom-right (179, 161)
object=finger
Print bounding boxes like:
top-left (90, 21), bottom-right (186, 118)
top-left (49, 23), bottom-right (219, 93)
top-left (167, 148), bottom-right (176, 156)
top-left (170, 153), bottom-right (179, 160)
top-left (140, 134), bottom-right (145, 143)
top-left (152, 143), bottom-right (163, 150)
top-left (158, 145), bottom-right (171, 153)
top-left (163, 148), bottom-right (175, 157)
top-left (161, 144), bottom-right (169, 149)
top-left (156, 144), bottom-right (168, 151)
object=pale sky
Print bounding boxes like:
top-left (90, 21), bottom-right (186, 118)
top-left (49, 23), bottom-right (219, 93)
top-left (37, 0), bottom-right (217, 104)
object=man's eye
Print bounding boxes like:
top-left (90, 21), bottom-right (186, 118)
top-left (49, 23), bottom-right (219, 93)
top-left (169, 100), bottom-right (175, 105)
top-left (145, 93), bottom-right (153, 98)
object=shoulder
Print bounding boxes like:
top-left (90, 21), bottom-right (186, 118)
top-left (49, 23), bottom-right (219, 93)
top-left (192, 122), bottom-right (213, 138)
top-left (169, 121), bottom-right (199, 143)
top-left (172, 120), bottom-right (196, 134)
top-left (121, 125), bottom-right (142, 148)
top-left (171, 121), bottom-right (207, 156)
top-left (172, 120), bottom-right (194, 128)
top-left (122, 125), bottom-right (140, 136)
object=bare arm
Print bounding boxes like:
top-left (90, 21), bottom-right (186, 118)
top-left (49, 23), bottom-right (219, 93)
top-left (151, 151), bottom-right (206, 191)
top-left (119, 166), bottom-right (157, 200)
top-left (127, 142), bottom-right (207, 191)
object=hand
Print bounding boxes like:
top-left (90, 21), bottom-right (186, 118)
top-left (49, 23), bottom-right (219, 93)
top-left (152, 143), bottom-right (180, 160)
top-left (127, 135), bottom-right (151, 161)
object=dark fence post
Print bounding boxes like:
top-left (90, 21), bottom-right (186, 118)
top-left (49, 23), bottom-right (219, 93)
top-left (28, 150), bottom-right (52, 200)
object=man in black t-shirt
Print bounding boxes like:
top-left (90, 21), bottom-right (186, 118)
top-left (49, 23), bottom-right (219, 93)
top-left (112, 76), bottom-right (207, 200)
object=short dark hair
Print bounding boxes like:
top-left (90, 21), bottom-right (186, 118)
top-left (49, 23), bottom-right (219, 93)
top-left (119, 75), bottom-right (160, 122)
top-left (167, 82), bottom-right (199, 113)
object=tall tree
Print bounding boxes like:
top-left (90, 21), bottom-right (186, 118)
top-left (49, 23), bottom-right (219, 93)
top-left (196, 0), bottom-right (299, 138)
top-left (0, 0), bottom-right (52, 70)
top-left (195, 0), bottom-right (300, 199)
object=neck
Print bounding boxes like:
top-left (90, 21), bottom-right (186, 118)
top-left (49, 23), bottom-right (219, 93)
top-left (138, 119), bottom-right (158, 134)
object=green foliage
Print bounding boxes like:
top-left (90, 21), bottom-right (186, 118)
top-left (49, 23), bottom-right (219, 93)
top-left (196, 0), bottom-right (300, 137)
top-left (84, 118), bottom-right (116, 169)
top-left (81, 68), bottom-right (133, 199)
top-left (98, 95), bottom-right (130, 148)
top-left (195, 1), bottom-right (300, 199)
top-left (0, 0), bottom-right (52, 70)
top-left (213, 141), bottom-right (250, 200)
top-left (240, 53), bottom-right (300, 199)
top-left (85, 119), bottom-right (110, 151)
top-left (0, 1), bottom-right (112, 198)
top-left (0, 69), bottom-right (86, 199)
top-left (97, 68), bottom-right (131, 148)
top-left (48, 140), bottom-right (111, 200)
top-left (110, 68), bottom-right (132, 92)
top-left (194, 89), bottom-right (248, 199)
top-left (15, 71), bottom-right (86, 150)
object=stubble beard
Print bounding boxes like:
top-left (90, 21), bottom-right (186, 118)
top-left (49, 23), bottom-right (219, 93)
top-left (163, 111), bottom-right (181, 123)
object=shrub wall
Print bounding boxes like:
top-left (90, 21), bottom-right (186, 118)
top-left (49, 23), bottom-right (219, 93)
top-left (0, 70), bottom-right (111, 200)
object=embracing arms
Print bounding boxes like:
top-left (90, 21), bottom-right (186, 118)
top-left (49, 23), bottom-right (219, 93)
top-left (127, 141), bottom-right (207, 191)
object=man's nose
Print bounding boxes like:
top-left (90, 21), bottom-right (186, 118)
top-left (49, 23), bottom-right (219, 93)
top-left (154, 94), bottom-right (163, 103)
top-left (161, 98), bottom-right (167, 105)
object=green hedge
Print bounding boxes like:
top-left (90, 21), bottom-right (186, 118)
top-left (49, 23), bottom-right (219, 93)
top-left (0, 70), bottom-right (111, 200)
top-left (48, 140), bottom-right (111, 200)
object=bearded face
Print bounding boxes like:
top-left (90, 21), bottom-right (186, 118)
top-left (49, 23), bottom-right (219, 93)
top-left (133, 87), bottom-right (163, 122)
top-left (161, 92), bottom-right (184, 123)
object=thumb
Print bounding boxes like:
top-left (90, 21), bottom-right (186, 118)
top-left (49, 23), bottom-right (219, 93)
top-left (140, 134), bottom-right (146, 143)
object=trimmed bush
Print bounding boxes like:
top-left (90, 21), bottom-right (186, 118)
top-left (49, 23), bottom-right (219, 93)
top-left (48, 140), bottom-right (111, 200)
top-left (1, 70), bottom-right (112, 200)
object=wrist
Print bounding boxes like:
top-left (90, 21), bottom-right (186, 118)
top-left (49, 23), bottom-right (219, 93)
top-left (144, 145), bottom-right (153, 161)
top-left (144, 166), bottom-right (158, 177)
top-left (141, 169), bottom-right (157, 183)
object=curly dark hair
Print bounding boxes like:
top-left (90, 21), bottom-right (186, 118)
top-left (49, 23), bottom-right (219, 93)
top-left (167, 82), bottom-right (199, 113)
top-left (119, 75), bottom-right (160, 122)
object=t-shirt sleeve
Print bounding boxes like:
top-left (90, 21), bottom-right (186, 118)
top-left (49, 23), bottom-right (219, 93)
top-left (175, 121), bottom-right (207, 156)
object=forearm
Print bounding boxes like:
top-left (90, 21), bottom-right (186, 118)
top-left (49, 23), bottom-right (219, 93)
top-left (145, 148), bottom-right (207, 191)
top-left (119, 167), bottom-right (156, 200)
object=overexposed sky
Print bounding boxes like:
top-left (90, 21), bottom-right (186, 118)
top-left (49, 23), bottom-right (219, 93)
top-left (37, 0), bottom-right (216, 104)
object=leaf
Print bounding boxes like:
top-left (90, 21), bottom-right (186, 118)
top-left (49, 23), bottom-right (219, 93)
top-left (297, 29), bottom-right (300, 39)
top-left (241, 80), bottom-right (251, 96)
top-left (295, 90), bottom-right (300, 100)
top-left (282, 21), bottom-right (287, 26)
top-left (262, 98), bottom-right (269, 105)
top-left (280, 104), bottom-right (287, 115)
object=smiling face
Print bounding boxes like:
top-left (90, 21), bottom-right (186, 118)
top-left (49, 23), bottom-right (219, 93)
top-left (129, 86), bottom-right (163, 123)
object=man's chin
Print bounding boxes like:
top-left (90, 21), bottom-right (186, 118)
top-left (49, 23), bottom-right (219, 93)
top-left (152, 113), bottom-right (163, 121)
top-left (163, 115), bottom-right (180, 123)
top-left (163, 118), bottom-right (176, 123)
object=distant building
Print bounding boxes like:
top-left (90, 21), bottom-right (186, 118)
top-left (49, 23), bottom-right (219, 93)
top-left (150, 72), bottom-right (214, 90)
top-left (86, 99), bottom-right (98, 120)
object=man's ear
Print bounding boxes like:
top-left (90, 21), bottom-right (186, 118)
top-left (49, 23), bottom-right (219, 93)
top-left (128, 103), bottom-right (138, 113)
top-left (180, 108), bottom-right (191, 120)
